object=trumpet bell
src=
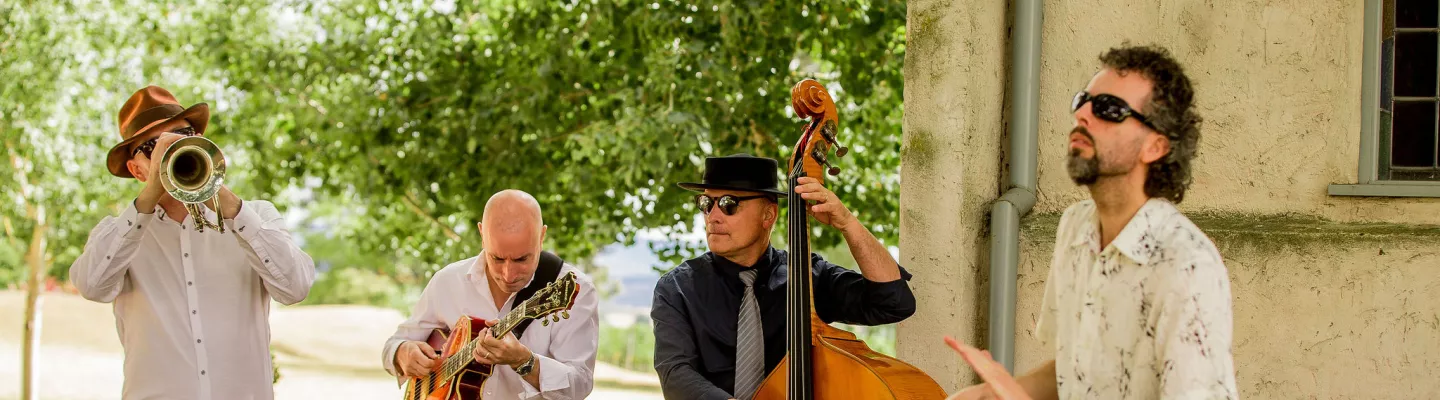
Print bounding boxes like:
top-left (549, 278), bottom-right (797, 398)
top-left (159, 136), bottom-right (227, 204)
top-left (157, 136), bottom-right (228, 233)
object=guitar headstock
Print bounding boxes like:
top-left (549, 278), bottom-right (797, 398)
top-left (788, 79), bottom-right (848, 182)
top-left (516, 271), bottom-right (581, 326)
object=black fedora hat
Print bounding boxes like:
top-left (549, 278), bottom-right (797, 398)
top-left (677, 153), bottom-right (787, 197)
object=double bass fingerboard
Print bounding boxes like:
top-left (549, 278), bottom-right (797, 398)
top-left (785, 155), bottom-right (815, 400)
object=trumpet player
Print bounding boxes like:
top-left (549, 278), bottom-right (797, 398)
top-left (69, 86), bottom-right (316, 400)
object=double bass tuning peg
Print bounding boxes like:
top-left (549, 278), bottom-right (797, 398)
top-left (820, 129), bottom-right (849, 158)
top-left (811, 149), bottom-right (841, 176)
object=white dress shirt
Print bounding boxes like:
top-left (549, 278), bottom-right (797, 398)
top-left (1038, 199), bottom-right (1239, 399)
top-left (69, 200), bottom-right (316, 400)
top-left (382, 254), bottom-right (599, 400)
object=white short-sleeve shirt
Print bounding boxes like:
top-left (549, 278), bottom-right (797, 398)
top-left (1038, 199), bottom-right (1239, 399)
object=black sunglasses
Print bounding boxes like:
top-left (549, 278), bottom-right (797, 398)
top-left (133, 126), bottom-right (200, 159)
top-left (696, 194), bottom-right (769, 216)
top-left (1072, 91), bottom-right (1156, 130)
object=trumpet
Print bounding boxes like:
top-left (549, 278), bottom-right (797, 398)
top-left (157, 136), bottom-right (228, 233)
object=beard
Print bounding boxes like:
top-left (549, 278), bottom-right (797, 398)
top-left (1067, 126), bottom-right (1140, 186)
top-left (1067, 127), bottom-right (1102, 185)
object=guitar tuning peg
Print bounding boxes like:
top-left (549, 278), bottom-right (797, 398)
top-left (562, 310), bottom-right (570, 319)
top-left (542, 319), bottom-right (550, 327)
top-left (552, 315), bottom-right (560, 322)
top-left (834, 145), bottom-right (849, 158)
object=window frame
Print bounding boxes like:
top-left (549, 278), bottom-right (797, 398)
top-left (1329, 0), bottom-right (1440, 197)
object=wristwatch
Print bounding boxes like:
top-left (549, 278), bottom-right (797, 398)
top-left (513, 353), bottom-right (537, 376)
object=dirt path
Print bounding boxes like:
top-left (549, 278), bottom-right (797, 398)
top-left (0, 291), bottom-right (660, 399)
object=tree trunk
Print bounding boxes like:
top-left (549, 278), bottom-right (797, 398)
top-left (21, 213), bottom-right (47, 400)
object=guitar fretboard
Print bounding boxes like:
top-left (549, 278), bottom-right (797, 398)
top-left (434, 302), bottom-right (530, 380)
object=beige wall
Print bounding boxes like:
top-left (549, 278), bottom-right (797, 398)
top-left (899, 0), bottom-right (1009, 391)
top-left (901, 0), bottom-right (1440, 397)
top-left (1029, 0), bottom-right (1440, 220)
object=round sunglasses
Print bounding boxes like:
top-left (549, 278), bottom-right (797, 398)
top-left (695, 194), bottom-right (769, 216)
top-left (1072, 91), bottom-right (1157, 130)
top-left (132, 126), bottom-right (200, 159)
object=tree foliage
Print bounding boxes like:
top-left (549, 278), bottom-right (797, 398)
top-left (195, 0), bottom-right (906, 277)
top-left (4, 0), bottom-right (906, 285)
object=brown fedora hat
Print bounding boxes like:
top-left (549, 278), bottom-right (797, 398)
top-left (106, 86), bottom-right (210, 178)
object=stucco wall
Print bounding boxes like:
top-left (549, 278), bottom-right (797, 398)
top-left (899, 0), bottom-right (1009, 391)
top-left (900, 0), bottom-right (1440, 396)
top-left (1030, 0), bottom-right (1440, 220)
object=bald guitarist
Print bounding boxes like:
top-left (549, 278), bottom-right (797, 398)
top-left (382, 190), bottom-right (599, 399)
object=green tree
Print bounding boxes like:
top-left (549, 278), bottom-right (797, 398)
top-left (185, 0), bottom-right (905, 278)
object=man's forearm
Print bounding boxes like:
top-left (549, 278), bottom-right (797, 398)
top-left (841, 222), bottom-right (901, 282)
top-left (1016, 360), bottom-right (1059, 400)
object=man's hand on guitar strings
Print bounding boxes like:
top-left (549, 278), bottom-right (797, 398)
top-left (474, 319), bottom-right (535, 369)
top-left (398, 340), bottom-right (440, 378)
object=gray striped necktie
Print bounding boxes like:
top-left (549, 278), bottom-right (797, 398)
top-left (734, 269), bottom-right (764, 400)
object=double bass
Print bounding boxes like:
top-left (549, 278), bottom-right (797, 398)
top-left (751, 79), bottom-right (946, 400)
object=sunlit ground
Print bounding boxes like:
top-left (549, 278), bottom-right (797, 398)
top-left (0, 291), bottom-right (661, 400)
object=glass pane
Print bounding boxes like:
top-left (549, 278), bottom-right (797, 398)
top-left (1396, 0), bottom-right (1438, 28)
top-left (1383, 36), bottom-right (1396, 108)
top-left (1380, 109), bottom-right (1395, 179)
top-left (1394, 32), bottom-right (1437, 97)
top-left (1391, 169), bottom-right (1440, 180)
top-left (1391, 101), bottom-right (1438, 167)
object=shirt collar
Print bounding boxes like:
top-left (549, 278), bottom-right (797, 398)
top-left (1070, 198), bottom-right (1176, 264)
top-left (1108, 198), bottom-right (1176, 263)
top-left (708, 246), bottom-right (781, 288)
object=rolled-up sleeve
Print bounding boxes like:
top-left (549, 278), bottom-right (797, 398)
top-left (813, 254), bottom-right (917, 326)
top-left (514, 269), bottom-right (600, 400)
top-left (228, 200), bottom-right (316, 305)
top-left (652, 272), bottom-right (733, 400)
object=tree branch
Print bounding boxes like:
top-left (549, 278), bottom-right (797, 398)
top-left (401, 192), bottom-right (462, 242)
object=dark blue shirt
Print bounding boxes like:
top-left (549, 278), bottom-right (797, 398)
top-left (650, 246), bottom-right (917, 400)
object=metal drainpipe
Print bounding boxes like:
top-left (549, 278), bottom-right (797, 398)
top-left (989, 0), bottom-right (1042, 373)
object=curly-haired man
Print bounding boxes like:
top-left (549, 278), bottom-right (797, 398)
top-left (948, 45), bottom-right (1239, 400)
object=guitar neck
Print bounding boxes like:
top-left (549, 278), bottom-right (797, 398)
top-left (433, 301), bottom-right (535, 381)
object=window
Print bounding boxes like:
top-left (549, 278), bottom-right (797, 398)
top-left (1381, 0), bottom-right (1440, 180)
top-left (1329, 0), bottom-right (1440, 197)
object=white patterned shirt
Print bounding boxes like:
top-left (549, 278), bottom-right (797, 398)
top-left (1038, 199), bottom-right (1239, 399)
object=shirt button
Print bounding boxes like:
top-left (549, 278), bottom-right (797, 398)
top-left (184, 253), bottom-right (189, 257)
top-left (197, 339), bottom-right (202, 343)
top-left (192, 310), bottom-right (197, 314)
top-left (188, 281), bottom-right (193, 286)
top-left (201, 370), bottom-right (206, 375)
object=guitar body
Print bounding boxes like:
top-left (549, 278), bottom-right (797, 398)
top-left (402, 316), bottom-right (494, 400)
top-left (753, 325), bottom-right (946, 399)
top-left (398, 272), bottom-right (582, 400)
